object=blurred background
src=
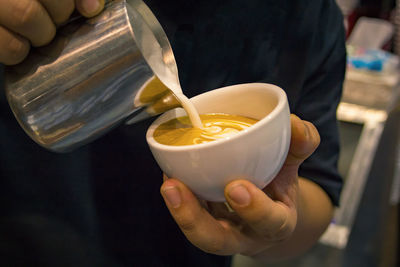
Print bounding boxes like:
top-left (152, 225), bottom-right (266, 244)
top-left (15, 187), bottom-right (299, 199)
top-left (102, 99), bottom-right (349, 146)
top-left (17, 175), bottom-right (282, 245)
top-left (233, 0), bottom-right (400, 266)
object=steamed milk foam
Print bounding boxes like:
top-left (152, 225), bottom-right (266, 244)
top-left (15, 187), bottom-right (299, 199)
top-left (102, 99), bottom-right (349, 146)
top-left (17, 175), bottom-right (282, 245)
top-left (173, 92), bottom-right (203, 129)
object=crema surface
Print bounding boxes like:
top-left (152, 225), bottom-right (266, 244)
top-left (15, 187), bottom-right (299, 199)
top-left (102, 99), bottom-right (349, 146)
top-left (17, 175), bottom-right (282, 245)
top-left (153, 113), bottom-right (258, 146)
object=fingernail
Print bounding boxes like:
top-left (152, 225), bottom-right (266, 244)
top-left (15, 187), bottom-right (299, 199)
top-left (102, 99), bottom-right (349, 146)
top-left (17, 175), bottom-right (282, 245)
top-left (228, 184), bottom-right (251, 206)
top-left (162, 186), bottom-right (181, 208)
top-left (82, 0), bottom-right (101, 14)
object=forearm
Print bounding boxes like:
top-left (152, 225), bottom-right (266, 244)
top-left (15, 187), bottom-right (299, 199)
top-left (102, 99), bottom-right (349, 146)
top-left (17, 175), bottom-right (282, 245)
top-left (251, 177), bottom-right (333, 262)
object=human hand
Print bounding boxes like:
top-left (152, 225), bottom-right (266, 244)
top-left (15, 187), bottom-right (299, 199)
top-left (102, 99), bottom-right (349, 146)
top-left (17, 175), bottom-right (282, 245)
top-left (160, 114), bottom-right (321, 256)
top-left (0, 0), bottom-right (105, 65)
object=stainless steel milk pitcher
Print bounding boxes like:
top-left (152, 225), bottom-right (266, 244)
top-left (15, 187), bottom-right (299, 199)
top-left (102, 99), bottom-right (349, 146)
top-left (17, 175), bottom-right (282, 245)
top-left (4, 0), bottom-right (182, 152)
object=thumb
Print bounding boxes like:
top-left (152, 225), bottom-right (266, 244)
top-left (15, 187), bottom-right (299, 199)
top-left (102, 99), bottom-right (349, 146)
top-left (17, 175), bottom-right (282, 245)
top-left (75, 0), bottom-right (105, 17)
top-left (224, 180), bottom-right (296, 243)
top-left (286, 114), bottom-right (320, 166)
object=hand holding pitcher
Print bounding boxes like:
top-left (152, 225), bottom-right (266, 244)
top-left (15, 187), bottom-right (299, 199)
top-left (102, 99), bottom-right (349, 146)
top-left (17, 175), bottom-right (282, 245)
top-left (0, 0), bottom-right (105, 65)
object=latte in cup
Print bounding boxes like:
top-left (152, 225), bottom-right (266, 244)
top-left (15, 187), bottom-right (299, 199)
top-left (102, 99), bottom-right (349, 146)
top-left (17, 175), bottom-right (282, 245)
top-left (153, 113), bottom-right (258, 146)
top-left (147, 83), bottom-right (291, 201)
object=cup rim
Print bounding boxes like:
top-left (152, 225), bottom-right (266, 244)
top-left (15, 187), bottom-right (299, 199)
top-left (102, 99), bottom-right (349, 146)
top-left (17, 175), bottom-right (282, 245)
top-left (146, 83), bottom-right (288, 151)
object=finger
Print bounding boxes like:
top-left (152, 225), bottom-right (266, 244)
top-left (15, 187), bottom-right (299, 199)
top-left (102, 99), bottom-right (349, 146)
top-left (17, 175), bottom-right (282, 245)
top-left (286, 114), bottom-right (320, 166)
top-left (162, 174), bottom-right (210, 209)
top-left (75, 0), bottom-right (105, 18)
top-left (0, 0), bottom-right (56, 47)
top-left (160, 178), bottom-right (242, 255)
top-left (0, 26), bottom-right (30, 65)
top-left (39, 0), bottom-right (75, 25)
top-left (225, 180), bottom-right (296, 242)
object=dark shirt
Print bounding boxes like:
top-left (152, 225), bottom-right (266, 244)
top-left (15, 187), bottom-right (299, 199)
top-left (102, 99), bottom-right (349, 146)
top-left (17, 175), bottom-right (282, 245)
top-left (0, 0), bottom-right (345, 266)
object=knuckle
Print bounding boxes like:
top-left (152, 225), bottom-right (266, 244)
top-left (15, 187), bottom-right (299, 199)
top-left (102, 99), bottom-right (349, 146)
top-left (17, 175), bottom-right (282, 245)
top-left (12, 1), bottom-right (40, 28)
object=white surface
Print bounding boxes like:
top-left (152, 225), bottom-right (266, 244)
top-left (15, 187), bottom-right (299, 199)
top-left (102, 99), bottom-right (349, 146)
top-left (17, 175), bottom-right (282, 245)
top-left (146, 83), bottom-right (291, 202)
top-left (319, 223), bottom-right (350, 249)
top-left (347, 17), bottom-right (394, 49)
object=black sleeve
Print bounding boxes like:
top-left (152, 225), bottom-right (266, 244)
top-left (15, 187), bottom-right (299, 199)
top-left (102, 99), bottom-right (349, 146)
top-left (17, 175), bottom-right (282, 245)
top-left (293, 0), bottom-right (346, 206)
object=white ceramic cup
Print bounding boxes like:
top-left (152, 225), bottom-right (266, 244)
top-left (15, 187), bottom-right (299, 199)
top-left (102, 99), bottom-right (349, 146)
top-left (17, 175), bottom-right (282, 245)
top-left (146, 83), bottom-right (291, 202)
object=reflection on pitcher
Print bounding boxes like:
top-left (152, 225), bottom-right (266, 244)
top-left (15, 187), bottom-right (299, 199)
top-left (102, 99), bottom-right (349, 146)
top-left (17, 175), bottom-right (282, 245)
top-left (134, 76), bottom-right (181, 115)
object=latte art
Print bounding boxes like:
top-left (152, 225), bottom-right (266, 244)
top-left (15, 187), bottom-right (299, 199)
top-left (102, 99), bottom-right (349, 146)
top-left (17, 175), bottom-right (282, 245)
top-left (153, 113), bottom-right (258, 146)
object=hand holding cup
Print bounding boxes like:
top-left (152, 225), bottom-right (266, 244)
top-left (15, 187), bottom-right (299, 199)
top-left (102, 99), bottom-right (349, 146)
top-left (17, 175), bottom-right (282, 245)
top-left (159, 114), bottom-right (321, 257)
